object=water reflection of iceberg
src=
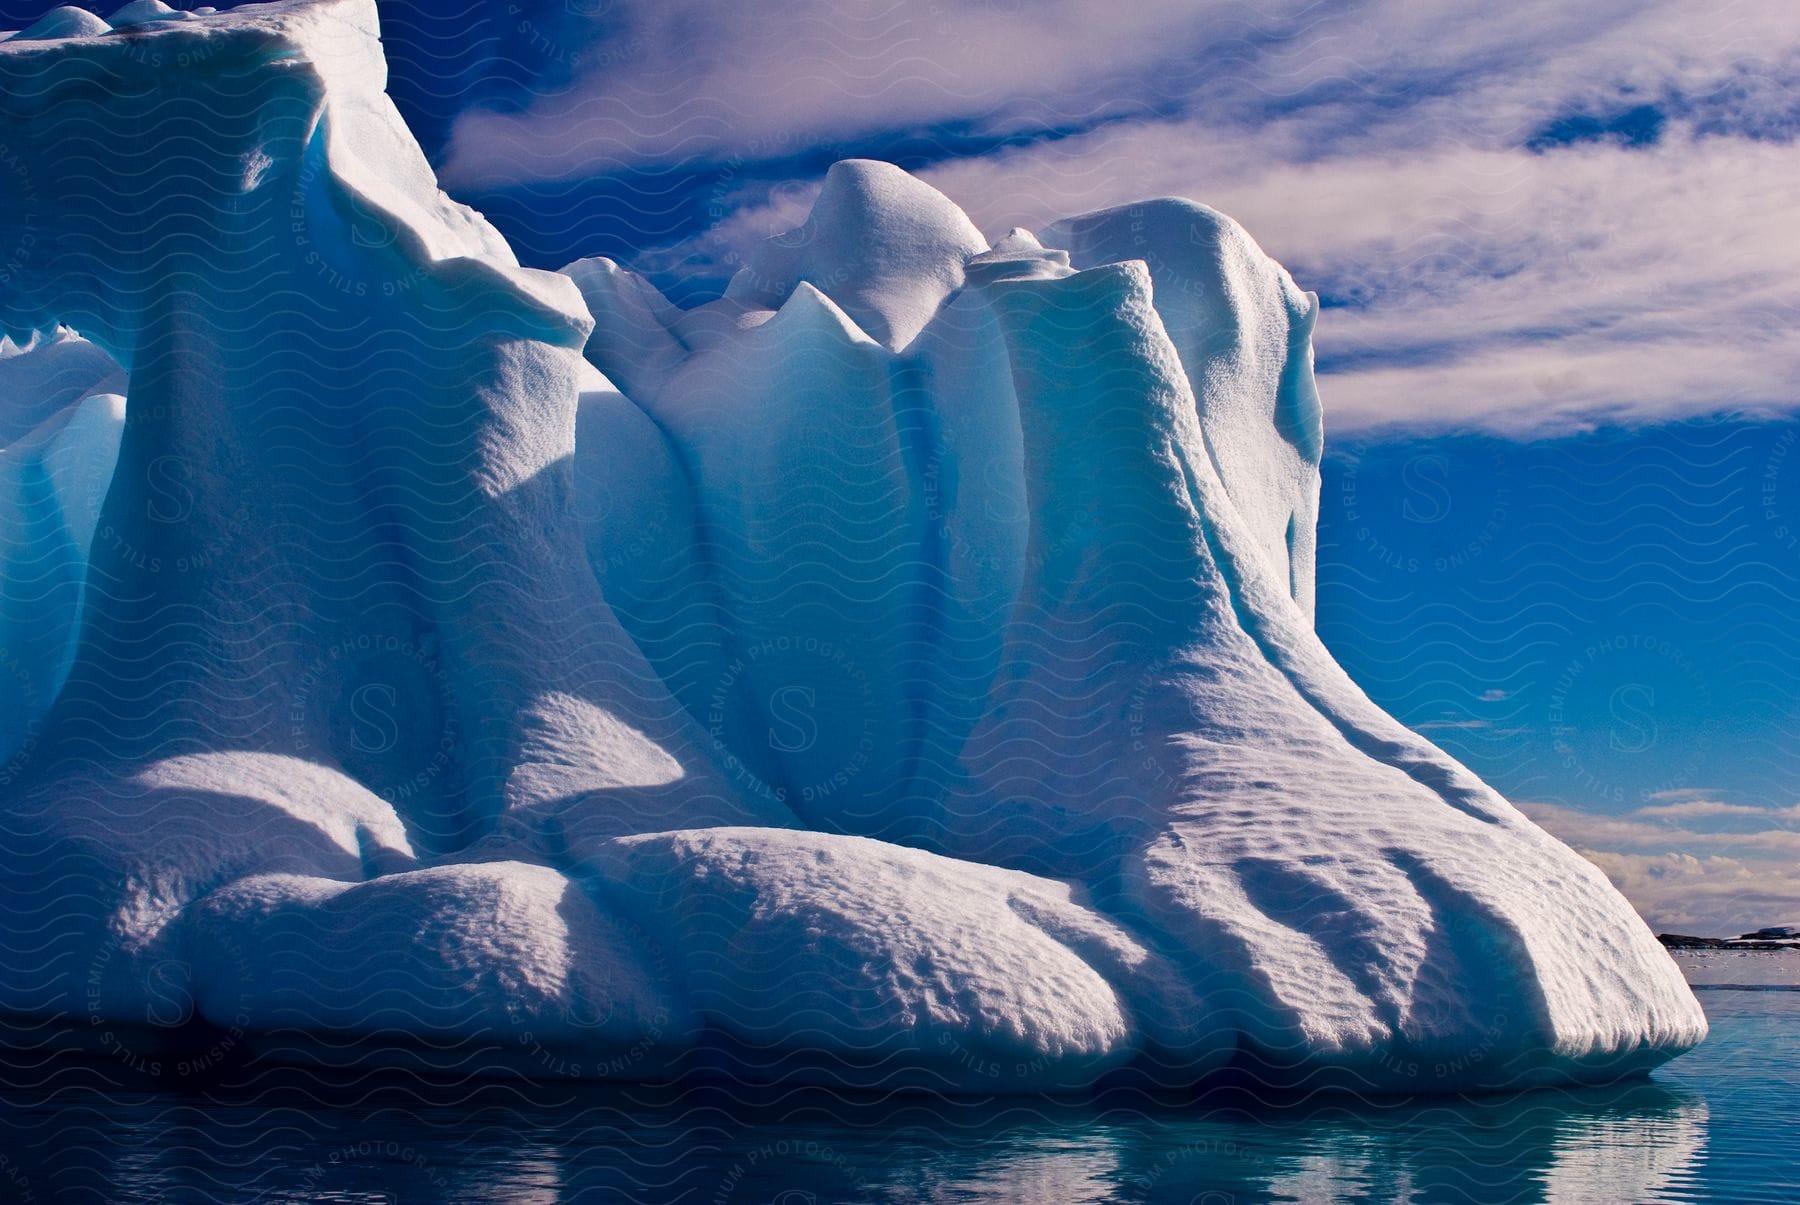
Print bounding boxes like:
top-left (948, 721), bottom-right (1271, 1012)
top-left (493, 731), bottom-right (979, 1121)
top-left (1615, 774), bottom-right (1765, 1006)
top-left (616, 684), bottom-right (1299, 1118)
top-left (830, 1081), bottom-right (1710, 1204)
top-left (0, 1069), bottom-right (1712, 1202)
top-left (1539, 1085), bottom-right (1707, 1203)
top-left (1128, 1081), bottom-right (1708, 1204)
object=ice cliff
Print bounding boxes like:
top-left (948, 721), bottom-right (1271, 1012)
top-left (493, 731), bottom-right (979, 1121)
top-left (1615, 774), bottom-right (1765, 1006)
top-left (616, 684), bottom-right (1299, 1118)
top-left (0, 0), bottom-right (1704, 1092)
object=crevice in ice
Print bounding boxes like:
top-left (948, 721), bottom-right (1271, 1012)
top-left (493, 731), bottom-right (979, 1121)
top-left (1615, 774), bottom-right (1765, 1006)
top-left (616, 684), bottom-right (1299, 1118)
top-left (886, 351), bottom-right (942, 841)
top-left (1386, 847), bottom-right (1556, 1052)
top-left (0, 330), bottom-right (126, 768)
top-left (1275, 291), bottom-right (1325, 466)
top-left (1231, 855), bottom-right (1404, 1034)
top-left (1284, 512), bottom-right (1299, 602)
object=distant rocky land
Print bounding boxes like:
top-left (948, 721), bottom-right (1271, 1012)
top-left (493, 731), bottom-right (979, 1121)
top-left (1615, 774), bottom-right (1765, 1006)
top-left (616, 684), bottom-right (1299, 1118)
top-left (1658, 926), bottom-right (1800, 951)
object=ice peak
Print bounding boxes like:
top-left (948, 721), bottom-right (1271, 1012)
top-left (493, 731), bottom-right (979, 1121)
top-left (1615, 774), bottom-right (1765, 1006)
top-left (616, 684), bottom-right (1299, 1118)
top-left (14, 7), bottom-right (110, 39)
top-left (727, 158), bottom-right (986, 350)
top-left (965, 225), bottom-right (1074, 285)
top-left (989, 227), bottom-right (1044, 255)
top-left (109, 0), bottom-right (184, 27)
top-left (770, 279), bottom-right (878, 346)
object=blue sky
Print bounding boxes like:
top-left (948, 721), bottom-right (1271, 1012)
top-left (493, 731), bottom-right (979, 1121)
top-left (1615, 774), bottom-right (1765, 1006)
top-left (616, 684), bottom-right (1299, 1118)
top-left (8, 0), bottom-right (1799, 931)
top-left (1317, 423), bottom-right (1800, 932)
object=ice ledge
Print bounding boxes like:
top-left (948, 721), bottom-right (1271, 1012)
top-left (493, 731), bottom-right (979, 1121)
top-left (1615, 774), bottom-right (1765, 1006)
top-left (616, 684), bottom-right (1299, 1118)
top-left (0, 0), bottom-right (589, 354)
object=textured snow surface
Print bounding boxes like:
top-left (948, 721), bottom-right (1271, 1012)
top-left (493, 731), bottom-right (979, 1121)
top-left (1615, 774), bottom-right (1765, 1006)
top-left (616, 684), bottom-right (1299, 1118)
top-left (0, 0), bottom-right (1704, 1093)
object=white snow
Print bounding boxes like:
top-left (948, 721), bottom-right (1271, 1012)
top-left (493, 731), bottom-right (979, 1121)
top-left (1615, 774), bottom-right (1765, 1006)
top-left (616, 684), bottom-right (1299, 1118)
top-left (0, 752), bottom-right (415, 1019)
top-left (108, 0), bottom-right (185, 27)
top-left (0, 0), bottom-right (1705, 1093)
top-left (561, 257), bottom-right (688, 405)
top-left (15, 6), bottom-right (111, 40)
top-left (0, 327), bottom-right (124, 445)
top-left (724, 159), bottom-right (988, 350)
top-left (183, 861), bottom-right (683, 1054)
top-left (1041, 201), bottom-right (1326, 616)
top-left (582, 826), bottom-right (1222, 1090)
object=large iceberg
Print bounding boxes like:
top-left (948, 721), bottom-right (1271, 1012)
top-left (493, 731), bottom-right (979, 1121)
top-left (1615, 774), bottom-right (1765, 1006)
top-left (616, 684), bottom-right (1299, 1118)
top-left (0, 0), bottom-right (1703, 1093)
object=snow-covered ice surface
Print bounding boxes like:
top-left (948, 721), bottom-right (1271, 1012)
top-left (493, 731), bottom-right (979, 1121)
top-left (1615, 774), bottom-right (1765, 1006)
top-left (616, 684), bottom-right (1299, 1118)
top-left (0, 0), bottom-right (1704, 1094)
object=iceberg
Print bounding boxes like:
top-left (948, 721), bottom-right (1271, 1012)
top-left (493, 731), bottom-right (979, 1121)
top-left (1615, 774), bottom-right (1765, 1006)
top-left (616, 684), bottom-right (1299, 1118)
top-left (0, 0), bottom-right (1704, 1093)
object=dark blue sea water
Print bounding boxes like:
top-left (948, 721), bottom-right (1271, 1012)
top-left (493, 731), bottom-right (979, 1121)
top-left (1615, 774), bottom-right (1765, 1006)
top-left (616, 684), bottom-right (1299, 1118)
top-left (0, 956), bottom-right (1791, 1203)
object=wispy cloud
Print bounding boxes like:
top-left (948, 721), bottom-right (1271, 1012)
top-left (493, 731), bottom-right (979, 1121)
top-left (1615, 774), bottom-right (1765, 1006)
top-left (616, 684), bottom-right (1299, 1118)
top-left (920, 123), bottom-right (1800, 434)
top-left (1635, 799), bottom-right (1800, 821)
top-left (441, 0), bottom-right (1800, 185)
top-left (1580, 851), bottom-right (1800, 936)
top-left (439, 0), bottom-right (1237, 186)
top-left (1523, 799), bottom-right (1800, 933)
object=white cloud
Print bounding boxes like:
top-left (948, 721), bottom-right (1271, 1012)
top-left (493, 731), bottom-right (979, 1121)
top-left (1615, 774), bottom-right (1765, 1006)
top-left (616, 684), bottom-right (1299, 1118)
top-left (1521, 800), bottom-right (1800, 932)
top-left (920, 121), bottom-right (1800, 434)
top-left (1578, 850), bottom-right (1800, 936)
top-left (1635, 799), bottom-right (1800, 821)
top-left (440, 0), bottom-right (1262, 188)
top-left (441, 0), bottom-right (1800, 186)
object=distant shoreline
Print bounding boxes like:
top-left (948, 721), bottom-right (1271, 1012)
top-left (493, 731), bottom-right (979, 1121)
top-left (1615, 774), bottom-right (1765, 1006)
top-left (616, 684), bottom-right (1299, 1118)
top-left (1658, 929), bottom-right (1800, 952)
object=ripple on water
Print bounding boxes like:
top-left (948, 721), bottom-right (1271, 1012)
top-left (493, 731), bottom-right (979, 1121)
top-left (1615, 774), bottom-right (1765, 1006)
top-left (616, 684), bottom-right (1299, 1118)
top-left (0, 962), bottom-right (1791, 1203)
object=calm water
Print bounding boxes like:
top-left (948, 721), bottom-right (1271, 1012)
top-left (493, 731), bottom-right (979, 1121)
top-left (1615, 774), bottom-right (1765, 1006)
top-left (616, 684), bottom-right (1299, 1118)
top-left (0, 955), bottom-right (1792, 1203)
